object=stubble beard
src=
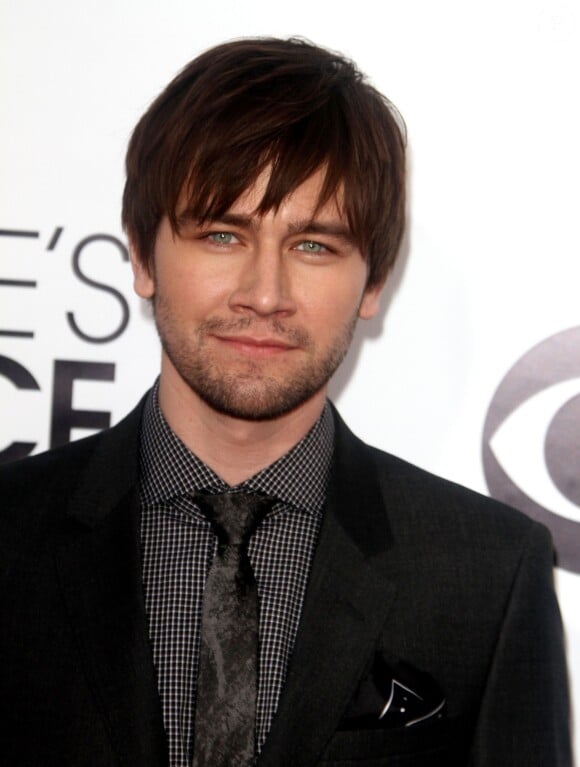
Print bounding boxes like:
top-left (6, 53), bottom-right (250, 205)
top-left (153, 296), bottom-right (358, 421)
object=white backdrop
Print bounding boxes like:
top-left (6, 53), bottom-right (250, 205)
top-left (2, 0), bottom-right (579, 761)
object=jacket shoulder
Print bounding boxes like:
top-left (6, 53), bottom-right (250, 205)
top-left (0, 397), bottom-right (145, 529)
top-left (365, 439), bottom-right (551, 555)
top-left (1, 431), bottom-right (103, 487)
top-left (330, 402), bottom-right (549, 557)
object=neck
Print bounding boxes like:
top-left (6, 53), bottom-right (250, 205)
top-left (157, 365), bottom-right (327, 486)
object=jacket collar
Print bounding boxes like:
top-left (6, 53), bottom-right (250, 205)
top-left (65, 396), bottom-right (145, 527)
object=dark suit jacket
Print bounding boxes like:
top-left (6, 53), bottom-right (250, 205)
top-left (0, 399), bottom-right (571, 766)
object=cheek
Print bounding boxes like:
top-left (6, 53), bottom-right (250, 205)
top-left (305, 285), bottom-right (365, 335)
top-left (315, 271), bottom-right (368, 316)
top-left (157, 265), bottom-right (234, 318)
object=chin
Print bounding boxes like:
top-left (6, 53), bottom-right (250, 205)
top-left (190, 376), bottom-right (325, 422)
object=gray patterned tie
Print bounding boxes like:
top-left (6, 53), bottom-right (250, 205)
top-left (192, 492), bottom-right (273, 767)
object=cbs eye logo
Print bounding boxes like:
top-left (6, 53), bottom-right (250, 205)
top-left (482, 326), bottom-right (580, 574)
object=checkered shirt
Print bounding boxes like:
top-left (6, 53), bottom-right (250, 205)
top-left (139, 385), bottom-right (334, 767)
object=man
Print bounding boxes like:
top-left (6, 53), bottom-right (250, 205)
top-left (0, 38), bottom-right (571, 767)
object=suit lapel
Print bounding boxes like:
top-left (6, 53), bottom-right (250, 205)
top-left (54, 401), bottom-right (168, 766)
top-left (258, 410), bottom-right (397, 767)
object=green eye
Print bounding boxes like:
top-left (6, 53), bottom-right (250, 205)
top-left (297, 240), bottom-right (324, 253)
top-left (209, 232), bottom-right (235, 244)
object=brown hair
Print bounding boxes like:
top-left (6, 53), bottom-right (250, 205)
top-left (122, 37), bottom-right (406, 288)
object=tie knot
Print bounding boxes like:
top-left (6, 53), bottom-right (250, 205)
top-left (193, 491), bottom-right (273, 547)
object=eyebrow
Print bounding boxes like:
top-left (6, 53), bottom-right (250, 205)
top-left (287, 220), bottom-right (355, 243)
top-left (178, 212), bottom-right (355, 244)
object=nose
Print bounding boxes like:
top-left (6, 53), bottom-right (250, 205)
top-left (228, 247), bottom-right (296, 317)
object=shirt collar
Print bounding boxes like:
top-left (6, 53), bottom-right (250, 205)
top-left (139, 381), bottom-right (334, 515)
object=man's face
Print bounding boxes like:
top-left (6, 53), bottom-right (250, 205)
top-left (131, 168), bottom-right (383, 421)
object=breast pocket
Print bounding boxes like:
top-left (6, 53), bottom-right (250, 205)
top-left (318, 716), bottom-right (464, 766)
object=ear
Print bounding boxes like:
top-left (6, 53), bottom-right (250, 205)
top-left (129, 243), bottom-right (155, 299)
top-left (358, 281), bottom-right (384, 320)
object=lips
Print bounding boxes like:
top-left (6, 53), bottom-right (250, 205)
top-left (213, 334), bottom-right (299, 357)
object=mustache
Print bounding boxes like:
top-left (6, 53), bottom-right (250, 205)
top-left (199, 317), bottom-right (311, 347)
